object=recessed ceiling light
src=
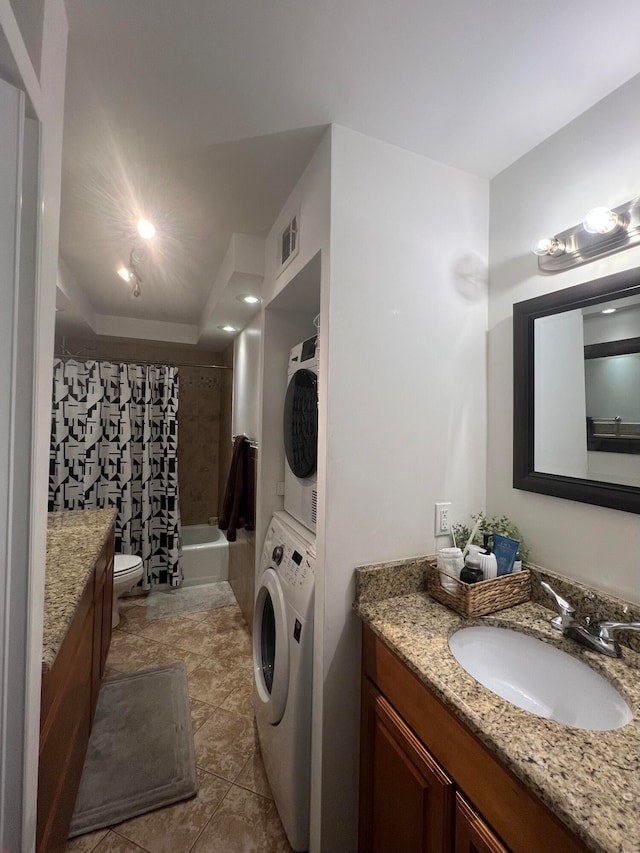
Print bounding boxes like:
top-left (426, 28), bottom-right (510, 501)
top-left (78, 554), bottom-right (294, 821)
top-left (117, 266), bottom-right (133, 282)
top-left (218, 324), bottom-right (237, 333)
top-left (601, 308), bottom-right (617, 314)
top-left (236, 294), bottom-right (260, 304)
top-left (137, 218), bottom-right (156, 240)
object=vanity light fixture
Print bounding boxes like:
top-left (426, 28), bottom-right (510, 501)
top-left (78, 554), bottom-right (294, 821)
top-left (218, 324), bottom-right (237, 333)
top-left (534, 197), bottom-right (640, 272)
top-left (136, 218), bottom-right (156, 240)
top-left (582, 207), bottom-right (627, 235)
top-left (236, 294), bottom-right (260, 305)
top-left (532, 237), bottom-right (565, 257)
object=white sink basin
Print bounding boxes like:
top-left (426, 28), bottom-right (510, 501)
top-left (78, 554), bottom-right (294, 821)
top-left (448, 626), bottom-right (632, 731)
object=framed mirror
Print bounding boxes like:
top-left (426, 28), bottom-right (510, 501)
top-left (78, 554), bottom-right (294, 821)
top-left (513, 267), bottom-right (640, 514)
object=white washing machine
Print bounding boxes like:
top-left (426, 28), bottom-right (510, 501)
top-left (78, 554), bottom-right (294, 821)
top-left (283, 335), bottom-right (318, 533)
top-left (253, 513), bottom-right (315, 852)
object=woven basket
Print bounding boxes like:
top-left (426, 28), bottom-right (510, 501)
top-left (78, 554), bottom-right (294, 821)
top-left (427, 560), bottom-right (530, 617)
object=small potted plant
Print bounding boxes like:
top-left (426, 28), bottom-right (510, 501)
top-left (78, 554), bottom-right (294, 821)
top-left (452, 512), bottom-right (529, 569)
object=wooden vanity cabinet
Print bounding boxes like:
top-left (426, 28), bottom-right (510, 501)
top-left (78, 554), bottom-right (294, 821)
top-left (359, 678), bottom-right (454, 853)
top-left (455, 794), bottom-right (509, 853)
top-left (359, 624), bottom-right (590, 853)
top-left (91, 536), bottom-right (114, 716)
top-left (37, 527), bottom-right (115, 853)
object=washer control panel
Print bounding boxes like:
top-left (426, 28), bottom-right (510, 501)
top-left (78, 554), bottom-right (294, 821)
top-left (277, 545), bottom-right (314, 590)
top-left (261, 518), bottom-right (315, 603)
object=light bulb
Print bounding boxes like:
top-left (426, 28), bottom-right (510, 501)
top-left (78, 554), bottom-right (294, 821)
top-left (582, 207), bottom-right (624, 235)
top-left (218, 324), bottom-right (237, 332)
top-left (137, 218), bottom-right (156, 240)
top-left (601, 308), bottom-right (616, 314)
top-left (532, 236), bottom-right (564, 257)
top-left (237, 294), bottom-right (260, 304)
top-left (117, 266), bottom-right (132, 282)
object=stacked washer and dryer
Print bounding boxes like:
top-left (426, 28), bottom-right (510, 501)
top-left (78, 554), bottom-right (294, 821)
top-left (253, 334), bottom-right (319, 852)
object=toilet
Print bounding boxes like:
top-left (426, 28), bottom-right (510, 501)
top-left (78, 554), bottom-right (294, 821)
top-left (112, 554), bottom-right (144, 628)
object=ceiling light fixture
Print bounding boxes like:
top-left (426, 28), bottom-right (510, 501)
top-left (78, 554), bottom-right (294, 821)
top-left (218, 324), bottom-right (237, 333)
top-left (116, 248), bottom-right (145, 296)
top-left (601, 308), bottom-right (617, 314)
top-left (534, 197), bottom-right (640, 272)
top-left (136, 218), bottom-right (156, 240)
top-left (236, 294), bottom-right (260, 304)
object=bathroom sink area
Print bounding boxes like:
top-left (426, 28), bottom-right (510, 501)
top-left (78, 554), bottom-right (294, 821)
top-left (448, 625), bottom-right (633, 731)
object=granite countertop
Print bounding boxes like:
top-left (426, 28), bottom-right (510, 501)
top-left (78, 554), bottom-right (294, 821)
top-left (43, 509), bottom-right (117, 673)
top-left (354, 557), bottom-right (640, 853)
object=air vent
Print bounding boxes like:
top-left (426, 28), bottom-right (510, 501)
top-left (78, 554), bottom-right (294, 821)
top-left (277, 211), bottom-right (300, 274)
top-left (311, 490), bottom-right (317, 524)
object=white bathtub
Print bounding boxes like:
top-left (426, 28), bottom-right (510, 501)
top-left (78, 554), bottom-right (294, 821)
top-left (180, 524), bottom-right (229, 587)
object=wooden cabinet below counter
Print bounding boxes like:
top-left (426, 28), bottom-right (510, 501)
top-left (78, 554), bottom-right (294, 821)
top-left (359, 624), bottom-right (590, 853)
top-left (38, 524), bottom-right (115, 853)
top-left (359, 678), bottom-right (454, 853)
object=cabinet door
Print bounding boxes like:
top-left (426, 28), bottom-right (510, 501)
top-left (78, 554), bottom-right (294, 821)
top-left (91, 567), bottom-right (106, 719)
top-left (101, 547), bottom-right (114, 673)
top-left (360, 679), bottom-right (454, 853)
top-left (455, 793), bottom-right (510, 853)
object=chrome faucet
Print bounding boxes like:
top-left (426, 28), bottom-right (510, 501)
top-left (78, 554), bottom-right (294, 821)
top-left (540, 581), bottom-right (640, 658)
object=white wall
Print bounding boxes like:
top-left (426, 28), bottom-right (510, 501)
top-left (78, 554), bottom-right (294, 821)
top-left (488, 73), bottom-right (640, 605)
top-left (320, 125), bottom-right (489, 852)
top-left (534, 310), bottom-right (587, 477)
top-left (583, 305), bottom-right (640, 345)
top-left (0, 1), bottom-right (68, 849)
top-left (587, 450), bottom-right (640, 486)
top-left (585, 353), bottom-right (640, 422)
top-left (232, 313), bottom-right (262, 441)
top-left (259, 130), bottom-right (330, 559)
top-left (255, 124), bottom-right (488, 852)
top-left (259, 134), bottom-right (329, 853)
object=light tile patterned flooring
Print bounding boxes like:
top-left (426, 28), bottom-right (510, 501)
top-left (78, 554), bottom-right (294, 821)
top-left (64, 594), bottom-right (293, 853)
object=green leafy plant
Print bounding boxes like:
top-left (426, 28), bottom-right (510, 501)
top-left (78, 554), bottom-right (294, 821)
top-left (452, 512), bottom-right (529, 561)
top-left (450, 522), bottom-right (471, 551)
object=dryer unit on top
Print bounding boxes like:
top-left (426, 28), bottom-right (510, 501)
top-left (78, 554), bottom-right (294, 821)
top-left (283, 335), bottom-right (318, 533)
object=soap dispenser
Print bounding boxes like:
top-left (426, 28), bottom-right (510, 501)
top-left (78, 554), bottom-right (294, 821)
top-left (478, 535), bottom-right (498, 580)
top-left (460, 544), bottom-right (484, 583)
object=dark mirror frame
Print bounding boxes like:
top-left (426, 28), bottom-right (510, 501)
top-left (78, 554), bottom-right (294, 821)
top-left (513, 267), bottom-right (640, 515)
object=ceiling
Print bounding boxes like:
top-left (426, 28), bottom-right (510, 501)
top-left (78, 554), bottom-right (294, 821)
top-left (57, 0), bottom-right (640, 349)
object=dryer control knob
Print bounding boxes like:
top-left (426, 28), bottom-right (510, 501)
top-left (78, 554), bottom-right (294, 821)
top-left (272, 545), bottom-right (284, 565)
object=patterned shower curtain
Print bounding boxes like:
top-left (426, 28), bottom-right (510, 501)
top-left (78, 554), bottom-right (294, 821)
top-left (49, 359), bottom-right (182, 587)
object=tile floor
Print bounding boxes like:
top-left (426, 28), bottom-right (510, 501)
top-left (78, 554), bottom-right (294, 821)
top-left (64, 592), bottom-right (293, 853)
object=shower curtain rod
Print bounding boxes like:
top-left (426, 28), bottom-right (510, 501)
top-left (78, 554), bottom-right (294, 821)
top-left (53, 354), bottom-right (232, 370)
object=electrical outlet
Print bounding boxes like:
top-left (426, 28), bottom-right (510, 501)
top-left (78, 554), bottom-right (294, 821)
top-left (435, 501), bottom-right (452, 536)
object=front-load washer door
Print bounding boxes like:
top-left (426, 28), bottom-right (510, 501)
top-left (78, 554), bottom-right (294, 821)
top-left (253, 568), bottom-right (289, 724)
top-left (283, 368), bottom-right (318, 479)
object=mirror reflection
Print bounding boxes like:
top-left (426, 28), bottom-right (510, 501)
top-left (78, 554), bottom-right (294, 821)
top-left (534, 295), bottom-right (640, 488)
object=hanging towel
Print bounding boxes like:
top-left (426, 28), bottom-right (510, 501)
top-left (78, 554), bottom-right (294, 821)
top-left (219, 435), bottom-right (255, 542)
